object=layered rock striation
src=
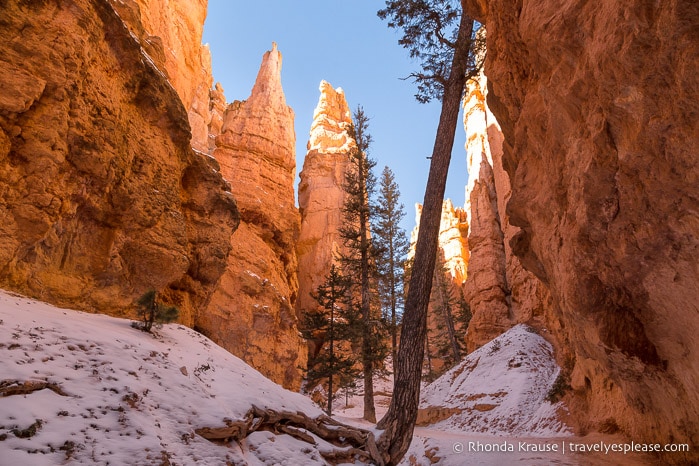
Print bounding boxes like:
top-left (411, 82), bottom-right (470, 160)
top-left (202, 44), bottom-right (305, 390)
top-left (0, 1), bottom-right (239, 323)
top-left (467, 0), bottom-right (699, 459)
top-left (296, 81), bottom-right (355, 319)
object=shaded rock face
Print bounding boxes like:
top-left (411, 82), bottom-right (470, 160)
top-left (0, 1), bottom-right (239, 322)
top-left (462, 71), bottom-right (555, 354)
top-left (113, 0), bottom-right (221, 152)
top-left (296, 81), bottom-right (354, 319)
top-left (203, 44), bottom-right (305, 390)
top-left (468, 0), bottom-right (699, 457)
top-left (113, 0), bottom-right (209, 150)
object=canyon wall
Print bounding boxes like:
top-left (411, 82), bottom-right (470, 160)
top-left (0, 1), bottom-right (239, 323)
top-left (296, 81), bottom-right (355, 319)
top-left (112, 0), bottom-right (219, 152)
top-left (201, 44), bottom-right (305, 390)
top-left (462, 71), bottom-right (554, 354)
top-left (466, 0), bottom-right (699, 459)
top-left (409, 200), bottom-right (469, 284)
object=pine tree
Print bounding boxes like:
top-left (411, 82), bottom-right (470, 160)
top-left (373, 166), bottom-right (410, 365)
top-left (428, 254), bottom-right (462, 371)
top-left (300, 265), bottom-right (359, 416)
top-left (338, 106), bottom-right (389, 423)
top-left (133, 290), bottom-right (179, 333)
top-left (376, 1), bottom-right (484, 462)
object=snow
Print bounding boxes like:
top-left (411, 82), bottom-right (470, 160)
top-left (419, 324), bottom-right (570, 436)
top-left (0, 290), bottom-right (325, 465)
top-left (0, 291), bottom-right (653, 465)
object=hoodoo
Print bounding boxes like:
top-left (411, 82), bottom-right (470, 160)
top-left (202, 44), bottom-right (306, 390)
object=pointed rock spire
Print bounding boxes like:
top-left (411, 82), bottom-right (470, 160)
top-left (203, 44), bottom-right (304, 390)
top-left (247, 42), bottom-right (288, 110)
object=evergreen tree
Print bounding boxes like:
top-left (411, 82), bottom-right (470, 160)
top-left (300, 265), bottom-right (359, 416)
top-left (428, 254), bottom-right (462, 372)
top-left (376, 1), bottom-right (484, 462)
top-left (338, 106), bottom-right (389, 423)
top-left (373, 166), bottom-right (410, 365)
top-left (133, 290), bottom-right (179, 333)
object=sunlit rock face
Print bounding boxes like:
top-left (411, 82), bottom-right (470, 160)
top-left (114, 0), bottom-right (221, 152)
top-left (462, 70), bottom-right (555, 354)
top-left (296, 81), bottom-right (355, 320)
top-left (202, 44), bottom-right (305, 390)
top-left (466, 1), bottom-right (699, 459)
top-left (409, 200), bottom-right (469, 284)
top-left (0, 0), bottom-right (239, 323)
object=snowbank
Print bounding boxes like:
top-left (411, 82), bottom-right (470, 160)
top-left (418, 324), bottom-right (571, 436)
top-left (0, 290), bottom-right (326, 465)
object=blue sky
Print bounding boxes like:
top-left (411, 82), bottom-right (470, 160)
top-left (203, 1), bottom-right (468, 233)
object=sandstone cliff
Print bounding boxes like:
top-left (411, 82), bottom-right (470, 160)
top-left (201, 44), bottom-right (305, 390)
top-left (409, 200), bottom-right (469, 284)
top-left (112, 0), bottom-right (222, 152)
top-left (466, 0), bottom-right (699, 459)
top-left (296, 81), bottom-right (355, 319)
top-left (462, 70), bottom-right (555, 354)
top-left (0, 1), bottom-right (239, 323)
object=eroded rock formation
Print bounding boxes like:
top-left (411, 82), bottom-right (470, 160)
top-left (113, 0), bottom-right (223, 152)
top-left (462, 70), bottom-right (554, 354)
top-left (202, 44), bottom-right (305, 390)
top-left (0, 1), bottom-right (239, 323)
top-left (410, 200), bottom-right (469, 284)
top-left (467, 0), bottom-right (699, 459)
top-left (296, 81), bottom-right (355, 318)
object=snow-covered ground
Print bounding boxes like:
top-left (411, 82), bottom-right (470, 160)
top-left (419, 324), bottom-right (569, 436)
top-left (0, 290), bottom-right (652, 465)
top-left (0, 290), bottom-right (328, 465)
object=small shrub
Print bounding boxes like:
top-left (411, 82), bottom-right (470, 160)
top-left (488, 339), bottom-right (501, 355)
top-left (132, 290), bottom-right (179, 333)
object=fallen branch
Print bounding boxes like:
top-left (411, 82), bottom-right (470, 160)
top-left (195, 405), bottom-right (385, 465)
top-left (0, 379), bottom-right (69, 397)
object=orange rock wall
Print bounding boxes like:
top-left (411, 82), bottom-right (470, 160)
top-left (0, 1), bottom-right (239, 323)
top-left (467, 0), bottom-right (699, 458)
top-left (202, 44), bottom-right (305, 390)
top-left (113, 0), bottom-right (221, 152)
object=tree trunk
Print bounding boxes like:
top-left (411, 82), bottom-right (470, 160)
top-left (359, 148), bottom-right (376, 423)
top-left (376, 12), bottom-right (475, 466)
top-left (389, 242), bottom-right (398, 365)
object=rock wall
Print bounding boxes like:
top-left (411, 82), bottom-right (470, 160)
top-left (112, 0), bottom-right (222, 152)
top-left (0, 1), bottom-right (239, 323)
top-left (296, 81), bottom-right (355, 319)
top-left (201, 44), bottom-right (305, 390)
top-left (462, 70), bottom-right (555, 354)
top-left (409, 200), bottom-right (469, 284)
top-left (467, 0), bottom-right (699, 458)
